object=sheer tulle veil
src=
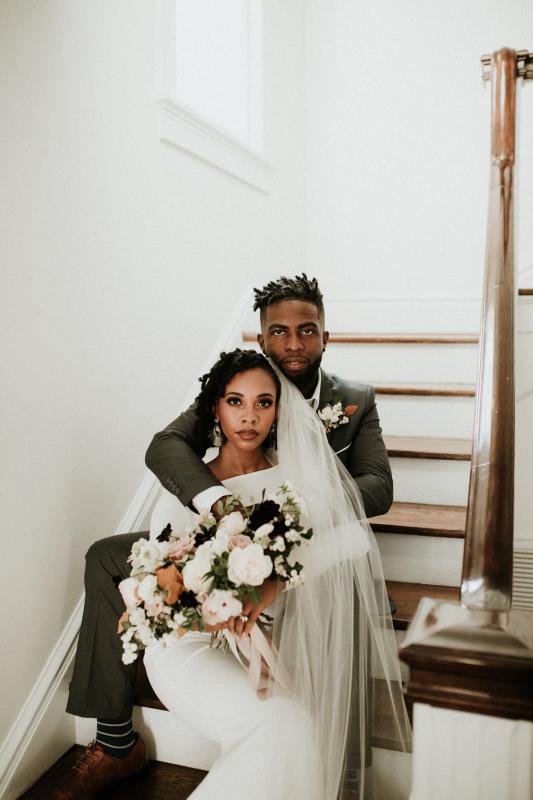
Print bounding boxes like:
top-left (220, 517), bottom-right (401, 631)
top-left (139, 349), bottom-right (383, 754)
top-left (264, 365), bottom-right (411, 799)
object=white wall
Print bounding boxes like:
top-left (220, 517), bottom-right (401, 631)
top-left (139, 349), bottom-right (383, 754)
top-left (304, 0), bottom-right (533, 307)
top-left (0, 0), bottom-right (306, 750)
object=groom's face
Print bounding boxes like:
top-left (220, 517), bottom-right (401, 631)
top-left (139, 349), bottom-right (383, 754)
top-left (257, 299), bottom-right (329, 390)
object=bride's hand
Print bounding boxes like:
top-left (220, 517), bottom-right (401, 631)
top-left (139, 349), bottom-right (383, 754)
top-left (228, 578), bottom-right (283, 638)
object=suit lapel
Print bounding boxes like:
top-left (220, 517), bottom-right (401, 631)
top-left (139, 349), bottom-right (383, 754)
top-left (318, 369), bottom-right (335, 408)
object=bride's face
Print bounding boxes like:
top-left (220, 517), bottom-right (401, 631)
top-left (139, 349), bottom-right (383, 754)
top-left (215, 368), bottom-right (277, 452)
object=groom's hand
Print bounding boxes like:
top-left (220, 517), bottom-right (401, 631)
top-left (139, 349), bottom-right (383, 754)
top-left (210, 496), bottom-right (231, 519)
top-left (210, 496), bottom-right (246, 520)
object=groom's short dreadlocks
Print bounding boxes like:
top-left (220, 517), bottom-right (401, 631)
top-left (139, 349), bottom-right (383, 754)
top-left (253, 274), bottom-right (325, 324)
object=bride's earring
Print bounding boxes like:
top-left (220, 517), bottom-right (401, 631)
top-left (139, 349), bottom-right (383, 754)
top-left (268, 421), bottom-right (277, 450)
top-left (211, 419), bottom-right (224, 448)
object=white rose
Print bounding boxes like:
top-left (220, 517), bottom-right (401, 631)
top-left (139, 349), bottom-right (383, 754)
top-left (182, 542), bottom-right (214, 594)
top-left (118, 577), bottom-right (140, 610)
top-left (227, 543), bottom-right (273, 587)
top-left (202, 590), bottom-right (243, 626)
top-left (138, 574), bottom-right (158, 603)
top-left (217, 511), bottom-right (247, 537)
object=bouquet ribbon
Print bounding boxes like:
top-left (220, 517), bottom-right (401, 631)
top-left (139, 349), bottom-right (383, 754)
top-left (224, 625), bottom-right (285, 697)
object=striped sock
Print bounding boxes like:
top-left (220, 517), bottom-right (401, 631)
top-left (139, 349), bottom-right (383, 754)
top-left (96, 718), bottom-right (136, 759)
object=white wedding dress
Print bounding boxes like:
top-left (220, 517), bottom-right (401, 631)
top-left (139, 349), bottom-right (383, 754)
top-left (144, 465), bottom-right (323, 800)
top-left (144, 368), bottom-right (411, 799)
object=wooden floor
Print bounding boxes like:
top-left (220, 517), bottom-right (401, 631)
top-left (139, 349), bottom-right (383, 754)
top-left (19, 745), bottom-right (206, 800)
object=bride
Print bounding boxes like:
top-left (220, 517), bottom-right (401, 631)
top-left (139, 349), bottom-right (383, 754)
top-left (144, 348), bottom-right (411, 800)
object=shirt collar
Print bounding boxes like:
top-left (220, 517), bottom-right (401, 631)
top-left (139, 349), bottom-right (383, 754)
top-left (307, 371), bottom-right (322, 411)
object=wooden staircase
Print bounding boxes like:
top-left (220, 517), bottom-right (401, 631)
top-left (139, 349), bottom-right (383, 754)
top-left (26, 297), bottom-right (533, 798)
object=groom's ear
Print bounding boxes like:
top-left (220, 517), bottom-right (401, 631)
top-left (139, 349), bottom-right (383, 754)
top-left (257, 332), bottom-right (265, 352)
top-left (322, 330), bottom-right (329, 351)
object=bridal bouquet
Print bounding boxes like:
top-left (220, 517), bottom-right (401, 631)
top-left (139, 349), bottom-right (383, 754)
top-left (118, 483), bottom-right (313, 664)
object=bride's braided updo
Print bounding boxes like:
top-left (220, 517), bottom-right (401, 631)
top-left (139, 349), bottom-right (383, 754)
top-left (194, 349), bottom-right (280, 441)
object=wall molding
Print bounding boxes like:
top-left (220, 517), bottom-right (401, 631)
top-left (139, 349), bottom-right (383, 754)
top-left (155, 0), bottom-right (272, 194)
top-left (0, 288), bottom-right (252, 797)
top-left (157, 98), bottom-right (273, 194)
top-left (0, 600), bottom-right (82, 798)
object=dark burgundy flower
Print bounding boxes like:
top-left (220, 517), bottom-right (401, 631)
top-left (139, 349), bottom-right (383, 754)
top-left (194, 529), bottom-right (214, 546)
top-left (157, 523), bottom-right (173, 542)
top-left (249, 500), bottom-right (279, 530)
top-left (179, 590), bottom-right (198, 608)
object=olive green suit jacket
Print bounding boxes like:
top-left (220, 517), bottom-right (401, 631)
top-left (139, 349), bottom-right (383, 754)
top-left (145, 370), bottom-right (393, 519)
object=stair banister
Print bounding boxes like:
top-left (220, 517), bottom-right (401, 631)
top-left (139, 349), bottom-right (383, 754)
top-left (398, 47), bottom-right (533, 746)
top-left (460, 48), bottom-right (517, 610)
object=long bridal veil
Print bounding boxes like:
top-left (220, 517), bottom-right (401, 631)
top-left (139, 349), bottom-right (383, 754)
top-left (265, 366), bottom-right (411, 799)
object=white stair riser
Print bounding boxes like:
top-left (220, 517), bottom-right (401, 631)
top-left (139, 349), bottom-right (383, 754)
top-left (377, 533), bottom-right (463, 586)
top-left (238, 335), bottom-right (477, 385)
top-left (378, 394), bottom-right (475, 438)
top-left (322, 343), bottom-right (478, 385)
top-left (390, 458), bottom-right (470, 506)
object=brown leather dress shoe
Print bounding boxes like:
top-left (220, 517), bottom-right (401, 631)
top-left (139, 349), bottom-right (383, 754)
top-left (51, 736), bottom-right (148, 799)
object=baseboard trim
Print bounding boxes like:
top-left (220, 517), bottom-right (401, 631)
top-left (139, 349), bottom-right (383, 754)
top-left (0, 598), bottom-right (82, 798)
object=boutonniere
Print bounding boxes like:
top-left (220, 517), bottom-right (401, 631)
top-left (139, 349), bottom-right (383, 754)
top-left (318, 401), bottom-right (358, 433)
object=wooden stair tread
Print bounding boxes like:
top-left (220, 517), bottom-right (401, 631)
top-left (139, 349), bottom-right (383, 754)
top-left (370, 501), bottom-right (466, 538)
top-left (385, 435), bottom-right (471, 460)
top-left (374, 381), bottom-right (475, 397)
top-left (243, 331), bottom-right (479, 344)
top-left (19, 745), bottom-right (207, 799)
top-left (386, 580), bottom-right (460, 630)
top-left (519, 288), bottom-right (533, 295)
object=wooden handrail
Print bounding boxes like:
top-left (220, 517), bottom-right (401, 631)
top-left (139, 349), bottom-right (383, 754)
top-left (399, 49), bottom-right (533, 727)
top-left (461, 49), bottom-right (517, 610)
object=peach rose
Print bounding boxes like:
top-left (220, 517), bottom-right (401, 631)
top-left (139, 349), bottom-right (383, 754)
top-left (156, 564), bottom-right (184, 605)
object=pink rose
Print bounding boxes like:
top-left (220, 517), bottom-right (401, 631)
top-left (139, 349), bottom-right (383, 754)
top-left (167, 535), bottom-right (195, 563)
top-left (229, 534), bottom-right (253, 550)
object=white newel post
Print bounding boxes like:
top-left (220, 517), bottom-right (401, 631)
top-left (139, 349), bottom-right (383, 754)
top-left (410, 704), bottom-right (533, 800)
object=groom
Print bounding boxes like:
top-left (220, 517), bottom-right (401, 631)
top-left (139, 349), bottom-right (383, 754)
top-left (59, 274), bottom-right (393, 800)
top-left (146, 274), bottom-right (392, 522)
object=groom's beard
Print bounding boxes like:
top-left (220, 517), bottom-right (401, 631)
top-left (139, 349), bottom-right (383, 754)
top-left (275, 356), bottom-right (322, 395)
